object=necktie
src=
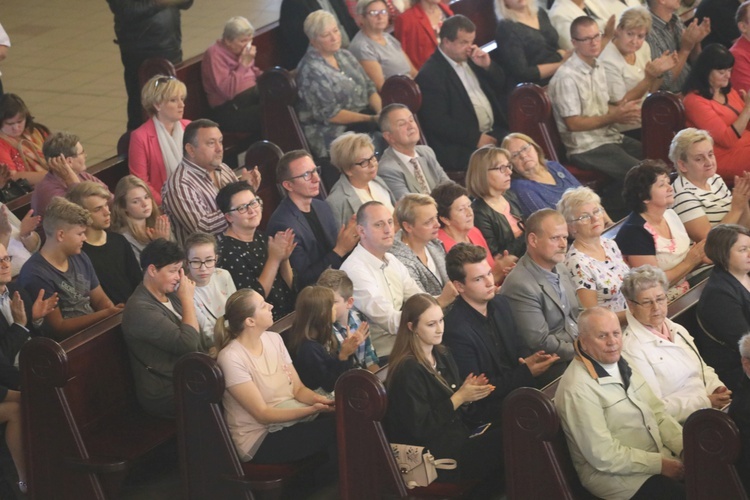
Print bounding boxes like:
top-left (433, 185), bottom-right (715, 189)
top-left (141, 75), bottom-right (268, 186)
top-left (410, 158), bottom-right (430, 194)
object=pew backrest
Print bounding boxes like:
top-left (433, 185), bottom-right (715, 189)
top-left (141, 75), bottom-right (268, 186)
top-left (257, 68), bottom-right (310, 155)
top-left (641, 91), bottom-right (684, 169)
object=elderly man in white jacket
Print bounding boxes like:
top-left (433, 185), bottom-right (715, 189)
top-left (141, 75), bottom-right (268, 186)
top-left (555, 307), bottom-right (685, 500)
top-left (621, 265), bottom-right (731, 423)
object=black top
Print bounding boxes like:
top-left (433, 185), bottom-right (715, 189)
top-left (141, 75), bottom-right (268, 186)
top-left (471, 193), bottom-right (526, 258)
top-left (696, 0), bottom-right (741, 49)
top-left (82, 231), bottom-right (142, 304)
top-left (218, 233), bottom-right (296, 321)
top-left (614, 211), bottom-right (654, 256)
top-left (292, 338), bottom-right (352, 393)
top-left (696, 266), bottom-right (750, 391)
top-left (302, 209), bottom-right (328, 251)
top-left (0, 283), bottom-right (37, 401)
top-left (106, 0), bottom-right (193, 54)
top-left (493, 10), bottom-right (563, 87)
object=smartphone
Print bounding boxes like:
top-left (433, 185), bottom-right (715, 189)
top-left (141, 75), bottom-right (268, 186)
top-left (469, 422), bottom-right (492, 438)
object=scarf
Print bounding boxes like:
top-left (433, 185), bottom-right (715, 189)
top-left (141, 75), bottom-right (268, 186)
top-left (152, 116), bottom-right (183, 179)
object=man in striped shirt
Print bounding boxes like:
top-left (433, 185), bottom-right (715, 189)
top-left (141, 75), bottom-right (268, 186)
top-left (161, 119), bottom-right (260, 245)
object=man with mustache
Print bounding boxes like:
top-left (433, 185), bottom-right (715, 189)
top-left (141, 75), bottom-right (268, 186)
top-left (500, 208), bottom-right (581, 383)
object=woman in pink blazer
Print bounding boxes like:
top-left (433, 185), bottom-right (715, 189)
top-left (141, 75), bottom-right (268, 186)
top-left (128, 74), bottom-right (191, 207)
top-left (394, 0), bottom-right (453, 69)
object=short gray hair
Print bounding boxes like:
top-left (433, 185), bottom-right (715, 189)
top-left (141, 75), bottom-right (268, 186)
top-left (223, 16), bottom-right (255, 41)
top-left (578, 306), bottom-right (618, 337)
top-left (668, 127), bottom-right (714, 167)
top-left (356, 0), bottom-right (386, 17)
top-left (557, 186), bottom-right (601, 222)
top-left (739, 333), bottom-right (750, 359)
top-left (621, 265), bottom-right (668, 302)
top-left (304, 10), bottom-right (337, 41)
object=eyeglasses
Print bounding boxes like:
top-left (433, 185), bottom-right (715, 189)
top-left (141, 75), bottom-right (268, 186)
top-left (631, 295), bottom-right (668, 308)
top-left (367, 8), bottom-right (388, 16)
top-left (488, 163), bottom-right (513, 174)
top-left (229, 198), bottom-right (263, 214)
top-left (153, 75), bottom-right (176, 89)
top-left (572, 33), bottom-right (602, 43)
top-left (286, 166), bottom-right (321, 182)
top-left (71, 148), bottom-right (86, 158)
top-left (353, 154), bottom-right (377, 169)
top-left (509, 143), bottom-right (532, 161)
top-left (569, 207), bottom-right (604, 225)
top-left (188, 258), bottom-right (217, 269)
top-left (0, 256), bottom-right (12, 265)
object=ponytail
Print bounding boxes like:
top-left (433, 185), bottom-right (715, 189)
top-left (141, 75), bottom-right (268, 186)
top-left (215, 289), bottom-right (258, 353)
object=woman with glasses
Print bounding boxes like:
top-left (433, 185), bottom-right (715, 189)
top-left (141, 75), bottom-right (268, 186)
top-left (621, 265), bottom-right (729, 423)
top-left (325, 132), bottom-right (395, 227)
top-left (500, 133), bottom-right (583, 218)
top-left (669, 128), bottom-right (750, 244)
top-left (696, 224), bottom-right (750, 391)
top-left (349, 0), bottom-right (416, 91)
top-left (217, 181), bottom-right (296, 321)
top-left (128, 74), bottom-right (190, 207)
top-left (558, 187), bottom-right (630, 323)
top-left (184, 232), bottom-right (236, 344)
top-left (0, 93), bottom-right (50, 185)
top-left (466, 146), bottom-right (526, 259)
top-left (615, 160), bottom-right (708, 301)
top-left (296, 10), bottom-right (381, 159)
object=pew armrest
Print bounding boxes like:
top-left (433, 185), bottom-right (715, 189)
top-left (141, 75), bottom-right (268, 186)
top-left (63, 456), bottom-right (129, 474)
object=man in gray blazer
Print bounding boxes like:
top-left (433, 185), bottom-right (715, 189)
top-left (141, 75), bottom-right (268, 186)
top-left (500, 208), bottom-right (581, 383)
top-left (377, 103), bottom-right (450, 200)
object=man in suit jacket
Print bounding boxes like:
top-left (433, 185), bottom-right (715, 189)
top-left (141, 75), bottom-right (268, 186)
top-left (500, 208), bottom-right (581, 383)
top-left (279, 0), bottom-right (358, 69)
top-left (377, 103), bottom-right (451, 200)
top-left (266, 150), bottom-right (359, 288)
top-left (443, 243), bottom-right (559, 424)
top-left (415, 15), bottom-right (509, 171)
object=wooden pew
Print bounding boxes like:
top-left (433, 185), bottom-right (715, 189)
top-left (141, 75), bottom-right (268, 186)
top-left (20, 312), bottom-right (176, 500)
top-left (684, 408), bottom-right (748, 499)
top-left (336, 368), bottom-right (479, 499)
top-left (507, 83), bottom-right (609, 190)
top-left (243, 140), bottom-right (285, 232)
top-left (449, 0), bottom-right (497, 47)
top-left (257, 67), bottom-right (310, 155)
top-left (502, 387), bottom-right (596, 500)
top-left (641, 91), bottom-right (684, 169)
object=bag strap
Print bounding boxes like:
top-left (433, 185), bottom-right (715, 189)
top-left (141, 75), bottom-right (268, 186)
top-left (696, 314), bottom-right (734, 350)
top-left (433, 459), bottom-right (457, 470)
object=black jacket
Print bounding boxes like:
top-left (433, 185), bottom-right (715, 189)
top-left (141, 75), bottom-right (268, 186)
top-left (107, 0), bottom-right (193, 55)
top-left (696, 267), bottom-right (750, 391)
top-left (471, 193), bottom-right (526, 258)
top-left (416, 51), bottom-right (508, 171)
top-left (0, 283), bottom-right (37, 401)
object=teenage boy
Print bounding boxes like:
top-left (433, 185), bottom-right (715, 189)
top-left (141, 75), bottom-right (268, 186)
top-left (317, 269), bottom-right (379, 372)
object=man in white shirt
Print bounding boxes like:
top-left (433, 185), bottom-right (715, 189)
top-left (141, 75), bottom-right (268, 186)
top-left (340, 201), bottom-right (454, 356)
top-left (377, 104), bottom-right (450, 200)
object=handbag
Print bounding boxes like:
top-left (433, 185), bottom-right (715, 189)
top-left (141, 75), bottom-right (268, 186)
top-left (390, 444), bottom-right (457, 489)
top-left (0, 179), bottom-right (33, 204)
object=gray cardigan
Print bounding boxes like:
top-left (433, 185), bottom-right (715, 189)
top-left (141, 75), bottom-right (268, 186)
top-left (122, 284), bottom-right (209, 418)
top-left (325, 173), bottom-right (396, 227)
top-left (389, 231), bottom-right (448, 296)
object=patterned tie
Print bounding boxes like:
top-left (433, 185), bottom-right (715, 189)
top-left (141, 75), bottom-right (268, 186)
top-left (410, 158), bottom-right (430, 194)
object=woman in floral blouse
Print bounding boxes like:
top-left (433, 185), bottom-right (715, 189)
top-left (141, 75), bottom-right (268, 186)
top-left (295, 10), bottom-right (381, 159)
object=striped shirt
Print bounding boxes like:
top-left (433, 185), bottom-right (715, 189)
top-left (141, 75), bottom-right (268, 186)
top-left (672, 174), bottom-right (732, 227)
top-left (647, 12), bottom-right (689, 93)
top-left (161, 158), bottom-right (237, 245)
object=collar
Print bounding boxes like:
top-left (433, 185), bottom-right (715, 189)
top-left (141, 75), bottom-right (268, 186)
top-left (181, 157), bottom-right (220, 181)
top-left (0, 288), bottom-right (9, 301)
top-left (567, 51), bottom-right (599, 74)
top-left (351, 243), bottom-right (391, 268)
top-left (526, 254), bottom-right (560, 281)
top-left (392, 147), bottom-right (420, 166)
top-left (650, 11), bottom-right (680, 30)
top-left (625, 310), bottom-right (676, 344)
top-left (573, 338), bottom-right (632, 387)
top-left (439, 47), bottom-right (466, 71)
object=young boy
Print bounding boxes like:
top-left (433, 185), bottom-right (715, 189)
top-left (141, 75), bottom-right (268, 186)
top-left (18, 197), bottom-right (123, 340)
top-left (317, 269), bottom-right (379, 373)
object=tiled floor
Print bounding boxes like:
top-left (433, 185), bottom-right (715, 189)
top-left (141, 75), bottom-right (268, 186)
top-left (1, 0), bottom-right (280, 165)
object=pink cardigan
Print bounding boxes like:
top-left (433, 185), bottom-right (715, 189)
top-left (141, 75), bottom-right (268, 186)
top-left (128, 118), bottom-right (191, 207)
top-left (201, 40), bottom-right (262, 108)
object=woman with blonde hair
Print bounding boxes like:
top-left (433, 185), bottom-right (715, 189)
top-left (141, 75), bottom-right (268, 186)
top-left (111, 175), bottom-right (172, 262)
top-left (385, 293), bottom-right (503, 489)
top-left (128, 74), bottom-right (190, 206)
top-left (215, 289), bottom-right (337, 469)
top-left (466, 146), bottom-right (525, 258)
top-left (287, 286), bottom-right (368, 394)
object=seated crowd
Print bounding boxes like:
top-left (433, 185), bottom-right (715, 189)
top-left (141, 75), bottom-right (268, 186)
top-left (5, 0), bottom-right (750, 496)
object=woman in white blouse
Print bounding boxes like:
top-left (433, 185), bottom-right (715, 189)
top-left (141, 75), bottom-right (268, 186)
top-left (621, 265), bottom-right (731, 423)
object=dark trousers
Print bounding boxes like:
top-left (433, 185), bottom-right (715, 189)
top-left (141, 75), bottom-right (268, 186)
top-left (120, 48), bottom-right (182, 131)
top-left (631, 474), bottom-right (686, 500)
top-left (209, 86), bottom-right (262, 135)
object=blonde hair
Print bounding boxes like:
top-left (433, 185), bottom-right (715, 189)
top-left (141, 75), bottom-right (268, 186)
top-left (140, 74), bottom-right (187, 117)
top-left (465, 146), bottom-right (511, 199)
top-left (617, 6), bottom-right (652, 32)
top-left (65, 181), bottom-right (111, 208)
top-left (668, 127), bottom-right (714, 173)
top-left (495, 0), bottom-right (537, 22)
top-left (556, 186), bottom-right (602, 222)
top-left (111, 175), bottom-right (163, 245)
top-left (215, 289), bottom-right (259, 352)
top-left (303, 10), bottom-right (337, 41)
top-left (329, 132), bottom-right (374, 174)
top-left (42, 197), bottom-right (92, 236)
top-left (395, 193), bottom-right (437, 228)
